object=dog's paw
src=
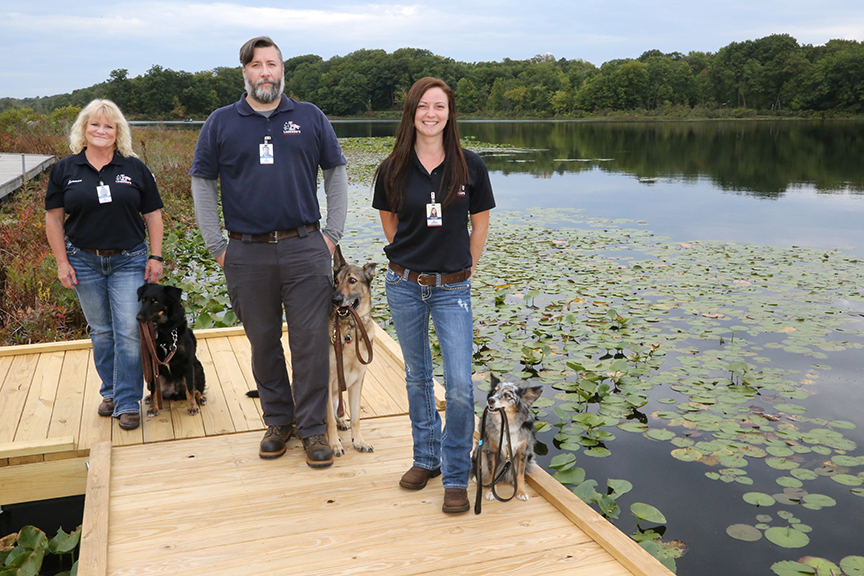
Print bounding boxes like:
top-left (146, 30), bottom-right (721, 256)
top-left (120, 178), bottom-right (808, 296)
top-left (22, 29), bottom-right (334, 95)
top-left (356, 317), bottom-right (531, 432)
top-left (144, 395), bottom-right (152, 405)
top-left (199, 396), bottom-right (207, 405)
top-left (331, 441), bottom-right (345, 457)
top-left (517, 491), bottom-right (530, 501)
top-left (146, 408), bottom-right (158, 417)
top-left (336, 418), bottom-right (350, 431)
top-left (353, 440), bottom-right (374, 453)
top-left (187, 406), bottom-right (200, 415)
top-left (485, 491), bottom-right (495, 501)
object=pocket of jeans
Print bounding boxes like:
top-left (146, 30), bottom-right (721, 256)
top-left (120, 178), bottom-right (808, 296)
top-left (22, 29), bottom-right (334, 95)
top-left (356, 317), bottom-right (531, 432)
top-left (125, 242), bottom-right (148, 258)
top-left (64, 238), bottom-right (79, 256)
top-left (442, 279), bottom-right (471, 291)
top-left (385, 268), bottom-right (403, 286)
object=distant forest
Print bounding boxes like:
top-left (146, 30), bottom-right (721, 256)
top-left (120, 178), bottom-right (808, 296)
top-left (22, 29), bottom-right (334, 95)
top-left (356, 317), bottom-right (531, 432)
top-left (2, 34), bottom-right (864, 120)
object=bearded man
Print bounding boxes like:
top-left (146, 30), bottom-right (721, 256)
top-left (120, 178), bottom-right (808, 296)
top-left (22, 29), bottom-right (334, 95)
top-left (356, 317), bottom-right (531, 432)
top-left (189, 36), bottom-right (347, 467)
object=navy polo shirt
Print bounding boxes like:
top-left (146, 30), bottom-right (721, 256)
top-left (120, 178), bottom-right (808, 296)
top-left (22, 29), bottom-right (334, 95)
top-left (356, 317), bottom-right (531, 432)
top-left (373, 149), bottom-right (495, 273)
top-left (45, 150), bottom-right (163, 250)
top-left (189, 93), bottom-right (346, 235)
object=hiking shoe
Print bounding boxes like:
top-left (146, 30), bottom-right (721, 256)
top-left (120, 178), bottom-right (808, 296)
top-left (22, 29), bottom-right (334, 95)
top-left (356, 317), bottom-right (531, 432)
top-left (442, 488), bottom-right (470, 514)
top-left (302, 434), bottom-right (334, 468)
top-left (259, 424), bottom-right (295, 459)
top-left (399, 466), bottom-right (442, 490)
top-left (98, 398), bottom-right (114, 417)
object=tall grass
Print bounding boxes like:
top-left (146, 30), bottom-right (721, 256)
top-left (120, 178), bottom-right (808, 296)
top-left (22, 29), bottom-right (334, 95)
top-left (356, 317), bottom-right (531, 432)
top-left (0, 108), bottom-right (203, 345)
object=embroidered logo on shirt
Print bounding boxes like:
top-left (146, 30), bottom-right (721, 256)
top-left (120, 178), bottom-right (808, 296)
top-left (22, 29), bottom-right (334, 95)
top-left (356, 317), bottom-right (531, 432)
top-left (115, 174), bottom-right (133, 185)
top-left (68, 179), bottom-right (83, 185)
top-left (283, 121), bottom-right (301, 135)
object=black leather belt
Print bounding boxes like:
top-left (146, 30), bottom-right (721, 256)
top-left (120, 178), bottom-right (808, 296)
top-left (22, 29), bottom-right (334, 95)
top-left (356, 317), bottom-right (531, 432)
top-left (228, 223), bottom-right (319, 243)
top-left (388, 263), bottom-right (472, 286)
top-left (83, 248), bottom-right (123, 256)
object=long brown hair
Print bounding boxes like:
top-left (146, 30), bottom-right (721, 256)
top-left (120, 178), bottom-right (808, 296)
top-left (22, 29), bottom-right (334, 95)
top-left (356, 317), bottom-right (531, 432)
top-left (375, 77), bottom-right (468, 213)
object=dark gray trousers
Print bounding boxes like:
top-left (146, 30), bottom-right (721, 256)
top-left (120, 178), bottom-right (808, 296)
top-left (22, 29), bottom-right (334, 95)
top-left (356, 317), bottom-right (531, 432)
top-left (224, 231), bottom-right (332, 438)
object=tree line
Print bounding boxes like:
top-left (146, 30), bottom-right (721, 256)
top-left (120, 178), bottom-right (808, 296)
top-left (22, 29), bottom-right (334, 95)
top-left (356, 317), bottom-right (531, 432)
top-left (2, 34), bottom-right (863, 120)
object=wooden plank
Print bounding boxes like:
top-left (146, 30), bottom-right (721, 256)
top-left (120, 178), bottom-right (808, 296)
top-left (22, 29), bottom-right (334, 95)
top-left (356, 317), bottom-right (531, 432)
top-left (141, 399), bottom-right (175, 443)
top-left (0, 456), bottom-right (89, 505)
top-left (206, 338), bottom-right (263, 432)
top-left (528, 467), bottom-right (675, 576)
top-left (0, 353), bottom-right (39, 444)
top-left (45, 349), bottom-right (89, 460)
top-left (80, 442), bottom-right (111, 576)
top-left (168, 398), bottom-right (206, 439)
top-left (0, 355), bottom-right (14, 466)
top-left (76, 350), bottom-right (112, 456)
top-left (194, 336), bottom-right (236, 436)
top-left (9, 351), bottom-right (65, 465)
top-left (0, 436), bottom-right (74, 459)
top-left (0, 338), bottom-right (91, 357)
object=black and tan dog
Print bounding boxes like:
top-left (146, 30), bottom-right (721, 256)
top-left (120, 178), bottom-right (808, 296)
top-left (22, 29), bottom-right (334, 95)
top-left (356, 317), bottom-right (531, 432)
top-left (136, 284), bottom-right (206, 416)
top-left (326, 246), bottom-right (377, 456)
top-left (471, 375), bottom-right (542, 501)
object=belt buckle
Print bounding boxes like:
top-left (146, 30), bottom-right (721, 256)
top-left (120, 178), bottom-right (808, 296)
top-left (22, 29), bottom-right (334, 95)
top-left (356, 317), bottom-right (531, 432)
top-left (417, 273), bottom-right (436, 286)
top-left (268, 231), bottom-right (279, 244)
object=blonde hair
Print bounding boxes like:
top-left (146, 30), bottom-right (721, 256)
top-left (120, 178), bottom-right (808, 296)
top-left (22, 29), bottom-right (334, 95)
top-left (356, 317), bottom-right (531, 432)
top-left (69, 99), bottom-right (136, 157)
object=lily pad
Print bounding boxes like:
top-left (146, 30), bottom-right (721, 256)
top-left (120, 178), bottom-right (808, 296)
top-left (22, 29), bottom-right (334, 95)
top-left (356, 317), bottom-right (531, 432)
top-left (631, 502), bottom-right (667, 524)
top-left (840, 556), bottom-right (864, 576)
top-left (765, 526), bottom-right (810, 548)
top-left (770, 561), bottom-right (816, 575)
top-left (743, 492), bottom-right (776, 507)
top-left (831, 474), bottom-right (863, 486)
top-left (726, 523), bottom-right (762, 542)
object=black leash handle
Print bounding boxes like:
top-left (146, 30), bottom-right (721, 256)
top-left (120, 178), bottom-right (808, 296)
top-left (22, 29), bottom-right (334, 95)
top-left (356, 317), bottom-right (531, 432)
top-left (474, 406), bottom-right (517, 514)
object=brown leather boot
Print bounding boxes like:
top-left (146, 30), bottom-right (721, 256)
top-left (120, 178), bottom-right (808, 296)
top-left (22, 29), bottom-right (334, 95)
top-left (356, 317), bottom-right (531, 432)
top-left (442, 488), bottom-right (470, 513)
top-left (259, 424), bottom-right (295, 459)
top-left (302, 434), bottom-right (334, 468)
top-left (399, 466), bottom-right (442, 490)
top-left (98, 398), bottom-right (114, 417)
top-left (118, 412), bottom-right (140, 430)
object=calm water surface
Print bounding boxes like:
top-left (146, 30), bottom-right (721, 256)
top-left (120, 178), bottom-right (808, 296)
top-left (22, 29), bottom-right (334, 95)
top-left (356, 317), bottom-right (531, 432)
top-left (334, 119), bottom-right (864, 256)
top-left (333, 120), bottom-right (864, 575)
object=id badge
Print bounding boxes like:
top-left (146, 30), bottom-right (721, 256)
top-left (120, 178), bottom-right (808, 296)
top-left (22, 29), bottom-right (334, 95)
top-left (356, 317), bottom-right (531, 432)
top-left (96, 183), bottom-right (112, 204)
top-left (426, 192), bottom-right (442, 227)
top-left (260, 143), bottom-right (274, 164)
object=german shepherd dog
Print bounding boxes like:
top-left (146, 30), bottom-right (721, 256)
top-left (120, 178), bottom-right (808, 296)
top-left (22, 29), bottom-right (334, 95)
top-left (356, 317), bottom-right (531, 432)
top-left (326, 246), bottom-right (377, 456)
top-left (471, 375), bottom-right (542, 501)
top-left (136, 284), bottom-right (206, 416)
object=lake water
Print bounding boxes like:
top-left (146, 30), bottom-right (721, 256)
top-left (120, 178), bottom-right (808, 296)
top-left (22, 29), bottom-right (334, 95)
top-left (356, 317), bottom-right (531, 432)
top-left (333, 119), bottom-right (864, 257)
top-left (332, 119), bottom-right (864, 575)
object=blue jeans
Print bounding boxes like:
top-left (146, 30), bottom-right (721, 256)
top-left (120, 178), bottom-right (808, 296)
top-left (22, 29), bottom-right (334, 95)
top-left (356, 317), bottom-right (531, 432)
top-left (66, 239), bottom-right (147, 416)
top-left (385, 267), bottom-right (475, 489)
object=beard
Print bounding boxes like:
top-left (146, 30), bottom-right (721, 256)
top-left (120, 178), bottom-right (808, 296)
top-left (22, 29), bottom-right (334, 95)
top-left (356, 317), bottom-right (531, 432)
top-left (244, 74), bottom-right (284, 104)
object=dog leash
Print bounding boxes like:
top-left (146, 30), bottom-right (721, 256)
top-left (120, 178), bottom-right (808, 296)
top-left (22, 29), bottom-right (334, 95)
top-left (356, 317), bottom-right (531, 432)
top-left (139, 322), bottom-right (178, 411)
top-left (474, 406), bottom-right (518, 514)
top-left (332, 306), bottom-right (374, 418)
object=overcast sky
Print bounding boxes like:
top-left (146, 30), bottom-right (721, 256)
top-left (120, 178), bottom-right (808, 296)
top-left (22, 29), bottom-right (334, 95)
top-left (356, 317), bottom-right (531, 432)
top-left (2, 0), bottom-right (863, 100)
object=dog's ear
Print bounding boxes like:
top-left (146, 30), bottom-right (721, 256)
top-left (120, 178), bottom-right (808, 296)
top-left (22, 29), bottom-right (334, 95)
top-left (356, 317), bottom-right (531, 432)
top-left (520, 385), bottom-right (543, 406)
top-left (165, 285), bottom-right (183, 301)
top-left (333, 244), bottom-right (346, 274)
top-left (490, 373), bottom-right (500, 388)
top-left (137, 284), bottom-right (148, 300)
top-left (362, 262), bottom-right (377, 282)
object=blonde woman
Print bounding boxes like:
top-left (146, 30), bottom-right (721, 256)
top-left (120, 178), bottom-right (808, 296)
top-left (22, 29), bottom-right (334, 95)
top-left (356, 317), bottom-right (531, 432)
top-left (45, 99), bottom-right (164, 430)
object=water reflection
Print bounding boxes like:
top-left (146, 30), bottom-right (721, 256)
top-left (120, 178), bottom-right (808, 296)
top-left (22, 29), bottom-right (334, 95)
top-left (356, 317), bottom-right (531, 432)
top-left (332, 119), bottom-right (864, 197)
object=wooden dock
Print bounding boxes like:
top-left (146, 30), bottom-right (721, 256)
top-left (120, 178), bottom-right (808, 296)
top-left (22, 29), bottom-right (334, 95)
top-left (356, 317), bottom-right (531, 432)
top-left (0, 326), bottom-right (672, 576)
top-left (0, 153), bottom-right (55, 199)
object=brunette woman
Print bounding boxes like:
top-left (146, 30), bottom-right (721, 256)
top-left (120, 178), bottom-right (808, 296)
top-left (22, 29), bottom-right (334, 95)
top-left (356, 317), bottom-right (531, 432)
top-left (373, 77), bottom-right (495, 513)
